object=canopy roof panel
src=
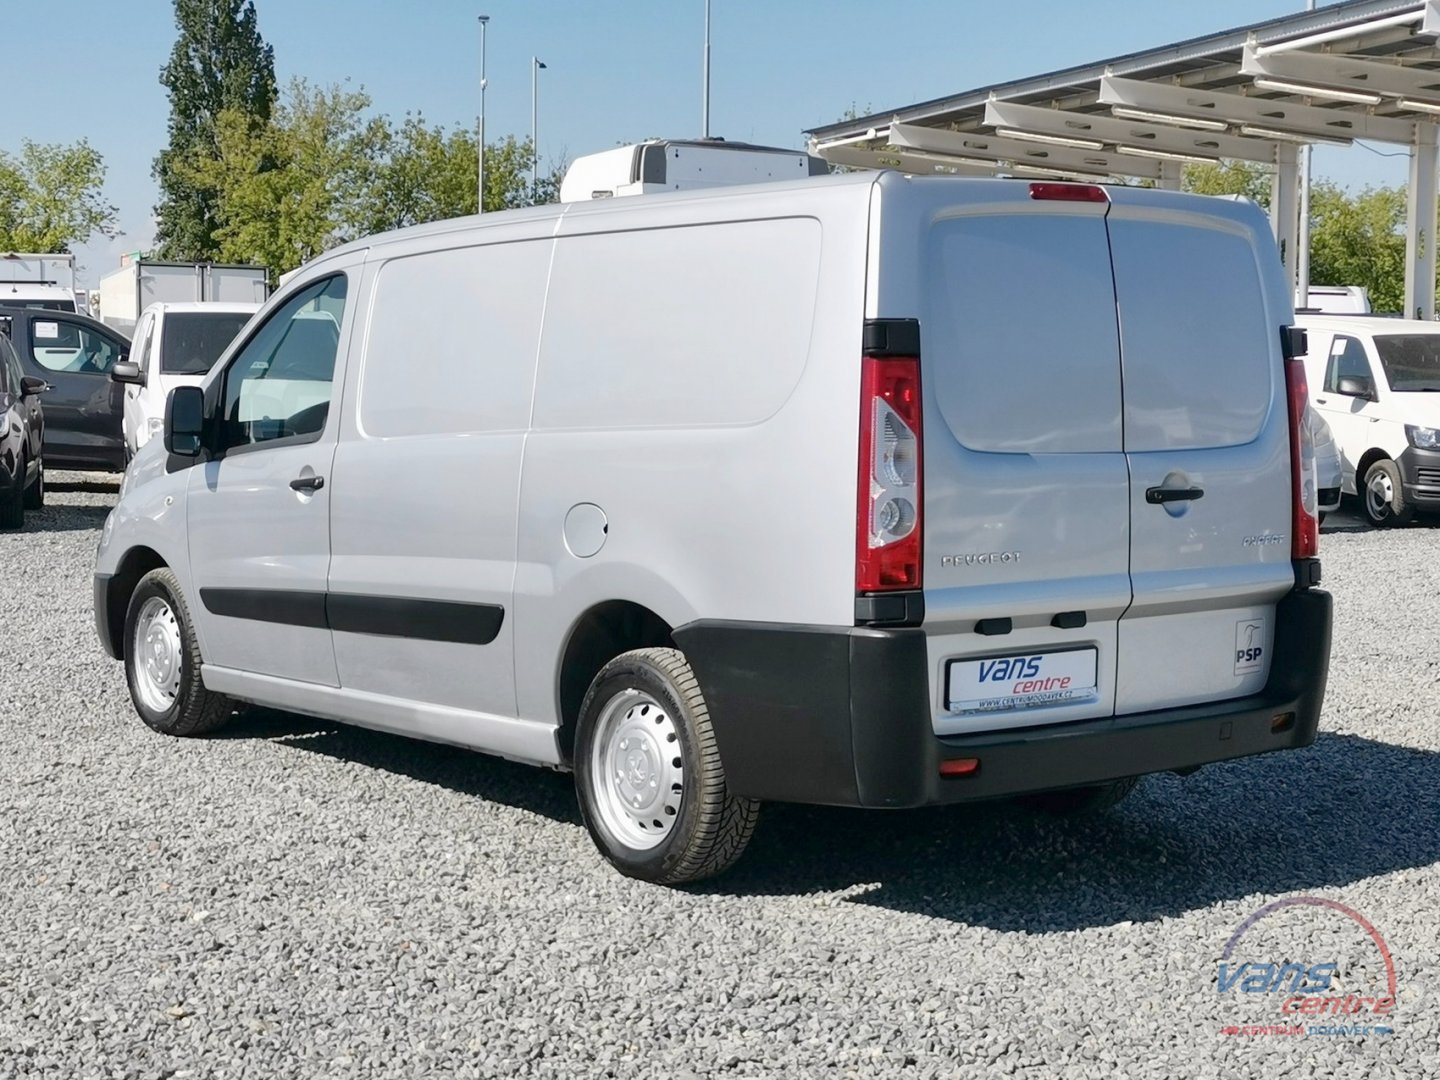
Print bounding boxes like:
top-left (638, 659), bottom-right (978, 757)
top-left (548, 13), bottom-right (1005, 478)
top-left (807, 0), bottom-right (1440, 179)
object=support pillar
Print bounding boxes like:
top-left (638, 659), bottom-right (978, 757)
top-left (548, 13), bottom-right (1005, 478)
top-left (1405, 123), bottom-right (1438, 321)
top-left (1271, 143), bottom-right (1299, 295)
top-left (1158, 160), bottom-right (1183, 191)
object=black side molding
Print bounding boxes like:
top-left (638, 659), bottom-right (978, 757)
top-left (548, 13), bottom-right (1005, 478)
top-left (327, 593), bottom-right (503, 646)
top-left (198, 587), bottom-right (504, 645)
top-left (200, 587), bottom-right (328, 629)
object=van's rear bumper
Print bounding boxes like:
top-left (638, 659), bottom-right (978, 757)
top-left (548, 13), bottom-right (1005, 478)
top-left (673, 587), bottom-right (1332, 808)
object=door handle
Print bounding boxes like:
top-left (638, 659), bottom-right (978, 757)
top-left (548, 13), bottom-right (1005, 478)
top-left (1315, 397), bottom-right (1328, 404)
top-left (1145, 485), bottom-right (1204, 504)
top-left (289, 474), bottom-right (325, 492)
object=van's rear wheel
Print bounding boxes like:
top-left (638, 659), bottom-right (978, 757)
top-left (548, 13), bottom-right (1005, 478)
top-left (1021, 776), bottom-right (1139, 815)
top-left (124, 568), bottom-right (235, 736)
top-left (574, 648), bottom-right (759, 884)
top-left (1362, 459), bottom-right (1414, 527)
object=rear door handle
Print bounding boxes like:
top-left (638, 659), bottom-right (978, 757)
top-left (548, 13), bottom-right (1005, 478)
top-left (1315, 397), bottom-right (1328, 404)
top-left (1145, 485), bottom-right (1204, 504)
top-left (290, 474), bottom-right (325, 492)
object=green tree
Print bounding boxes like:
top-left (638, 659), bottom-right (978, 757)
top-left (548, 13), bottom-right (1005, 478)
top-left (177, 79), bottom-right (385, 275)
top-left (1182, 159), bottom-right (1272, 209)
top-left (1308, 181), bottom-right (1407, 313)
top-left (153, 0), bottom-right (276, 260)
top-left (359, 119), bottom-right (561, 232)
top-left (0, 140), bottom-right (118, 252)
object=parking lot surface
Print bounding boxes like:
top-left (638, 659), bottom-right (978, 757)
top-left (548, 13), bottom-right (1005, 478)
top-left (1, 475), bottom-right (1436, 1079)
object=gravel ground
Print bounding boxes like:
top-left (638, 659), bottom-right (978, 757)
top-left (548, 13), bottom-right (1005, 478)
top-left (1, 473), bottom-right (1437, 1079)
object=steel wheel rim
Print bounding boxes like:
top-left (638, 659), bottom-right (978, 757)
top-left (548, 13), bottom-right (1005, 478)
top-left (133, 596), bottom-right (183, 713)
top-left (1366, 470), bottom-right (1393, 521)
top-left (589, 689), bottom-right (684, 850)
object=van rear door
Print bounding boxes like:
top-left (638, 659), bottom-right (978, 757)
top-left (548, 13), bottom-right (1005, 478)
top-left (1105, 194), bottom-right (1294, 713)
top-left (918, 188), bottom-right (1131, 734)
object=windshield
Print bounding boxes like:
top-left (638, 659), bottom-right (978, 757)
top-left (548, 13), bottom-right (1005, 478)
top-left (1373, 335), bottom-right (1440, 392)
top-left (160, 312), bottom-right (253, 375)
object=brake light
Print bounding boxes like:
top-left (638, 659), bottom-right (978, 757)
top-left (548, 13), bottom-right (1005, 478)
top-left (1028, 182), bottom-right (1109, 203)
top-left (1285, 358), bottom-right (1319, 559)
top-left (857, 355), bottom-right (923, 592)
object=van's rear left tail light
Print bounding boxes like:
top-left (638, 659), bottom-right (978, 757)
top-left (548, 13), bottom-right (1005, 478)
top-left (1284, 354), bottom-right (1320, 559)
top-left (857, 354), bottom-right (923, 592)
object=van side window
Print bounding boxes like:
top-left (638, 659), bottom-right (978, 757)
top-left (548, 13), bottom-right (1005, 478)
top-left (1325, 335), bottom-right (1372, 394)
top-left (219, 275), bottom-right (347, 451)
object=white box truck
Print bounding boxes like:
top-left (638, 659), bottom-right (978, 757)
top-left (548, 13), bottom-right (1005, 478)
top-left (0, 252), bottom-right (79, 311)
top-left (98, 260), bottom-right (269, 334)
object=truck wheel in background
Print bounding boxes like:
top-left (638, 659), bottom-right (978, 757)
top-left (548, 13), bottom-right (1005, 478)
top-left (1362, 459), bottom-right (1414, 528)
top-left (1020, 776), bottom-right (1140, 815)
top-left (575, 647), bottom-right (760, 885)
top-left (23, 454), bottom-right (43, 510)
top-left (124, 568), bottom-right (236, 736)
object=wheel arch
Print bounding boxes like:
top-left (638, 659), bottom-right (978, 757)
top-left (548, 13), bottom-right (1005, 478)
top-left (555, 600), bottom-right (675, 764)
top-left (104, 545), bottom-right (168, 659)
top-left (1355, 446), bottom-right (1392, 489)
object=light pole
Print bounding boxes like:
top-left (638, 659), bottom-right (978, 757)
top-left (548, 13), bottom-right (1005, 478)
top-left (1296, 0), bottom-right (1316, 306)
top-left (477, 14), bottom-right (489, 214)
top-left (703, 0), bottom-right (711, 138)
top-left (532, 57), bottom-right (546, 201)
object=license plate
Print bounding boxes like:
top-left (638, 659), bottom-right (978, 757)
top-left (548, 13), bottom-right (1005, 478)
top-left (946, 648), bottom-right (1099, 715)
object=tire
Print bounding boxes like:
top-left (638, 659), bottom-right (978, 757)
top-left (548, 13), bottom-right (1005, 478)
top-left (123, 567), bottom-right (235, 736)
top-left (22, 453), bottom-right (43, 510)
top-left (0, 463), bottom-right (23, 529)
top-left (574, 647), bottom-right (760, 885)
top-left (1020, 776), bottom-right (1140, 815)
top-left (1362, 459), bottom-right (1414, 527)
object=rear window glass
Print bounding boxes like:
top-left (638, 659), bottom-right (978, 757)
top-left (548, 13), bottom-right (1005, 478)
top-left (1372, 335), bottom-right (1440, 392)
top-left (1108, 217), bottom-right (1271, 452)
top-left (160, 312), bottom-right (252, 375)
top-left (0, 299), bottom-right (75, 312)
top-left (925, 212), bottom-right (1122, 454)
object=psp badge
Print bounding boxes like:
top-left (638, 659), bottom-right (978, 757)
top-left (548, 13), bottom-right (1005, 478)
top-left (1234, 619), bottom-right (1266, 676)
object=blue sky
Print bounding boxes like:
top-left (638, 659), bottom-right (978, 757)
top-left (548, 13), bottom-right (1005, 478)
top-left (6, 0), bottom-right (1412, 288)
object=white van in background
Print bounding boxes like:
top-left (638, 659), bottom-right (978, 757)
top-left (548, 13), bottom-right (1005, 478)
top-left (94, 173), bottom-right (1332, 884)
top-left (1297, 313), bottom-right (1440, 526)
top-left (110, 302), bottom-right (259, 460)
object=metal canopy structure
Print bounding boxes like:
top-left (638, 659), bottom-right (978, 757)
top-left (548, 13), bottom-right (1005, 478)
top-left (806, 0), bottom-right (1440, 317)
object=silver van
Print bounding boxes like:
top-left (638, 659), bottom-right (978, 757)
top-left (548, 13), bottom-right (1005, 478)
top-left (94, 172), bottom-right (1332, 884)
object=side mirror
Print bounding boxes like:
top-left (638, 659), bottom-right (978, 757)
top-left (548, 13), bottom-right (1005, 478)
top-left (1336, 375), bottom-right (1375, 400)
top-left (164, 385), bottom-right (206, 457)
top-left (111, 360), bottom-right (143, 385)
top-left (19, 376), bottom-right (49, 397)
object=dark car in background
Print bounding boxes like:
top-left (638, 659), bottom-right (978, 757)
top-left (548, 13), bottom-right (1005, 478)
top-left (0, 306), bottom-right (129, 472)
top-left (0, 330), bottom-right (47, 528)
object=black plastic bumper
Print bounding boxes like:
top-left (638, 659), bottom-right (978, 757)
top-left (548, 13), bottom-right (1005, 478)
top-left (1397, 446), bottom-right (1440, 507)
top-left (94, 573), bottom-right (121, 660)
top-left (673, 586), bottom-right (1332, 809)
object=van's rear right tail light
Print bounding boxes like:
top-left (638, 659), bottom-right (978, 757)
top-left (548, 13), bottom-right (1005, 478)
top-left (1284, 355), bottom-right (1320, 559)
top-left (857, 354), bottom-right (923, 592)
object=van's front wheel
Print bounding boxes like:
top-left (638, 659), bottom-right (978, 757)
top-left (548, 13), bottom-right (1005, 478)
top-left (1362, 459), bottom-right (1414, 527)
top-left (574, 648), bottom-right (759, 885)
top-left (124, 568), bottom-right (235, 736)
